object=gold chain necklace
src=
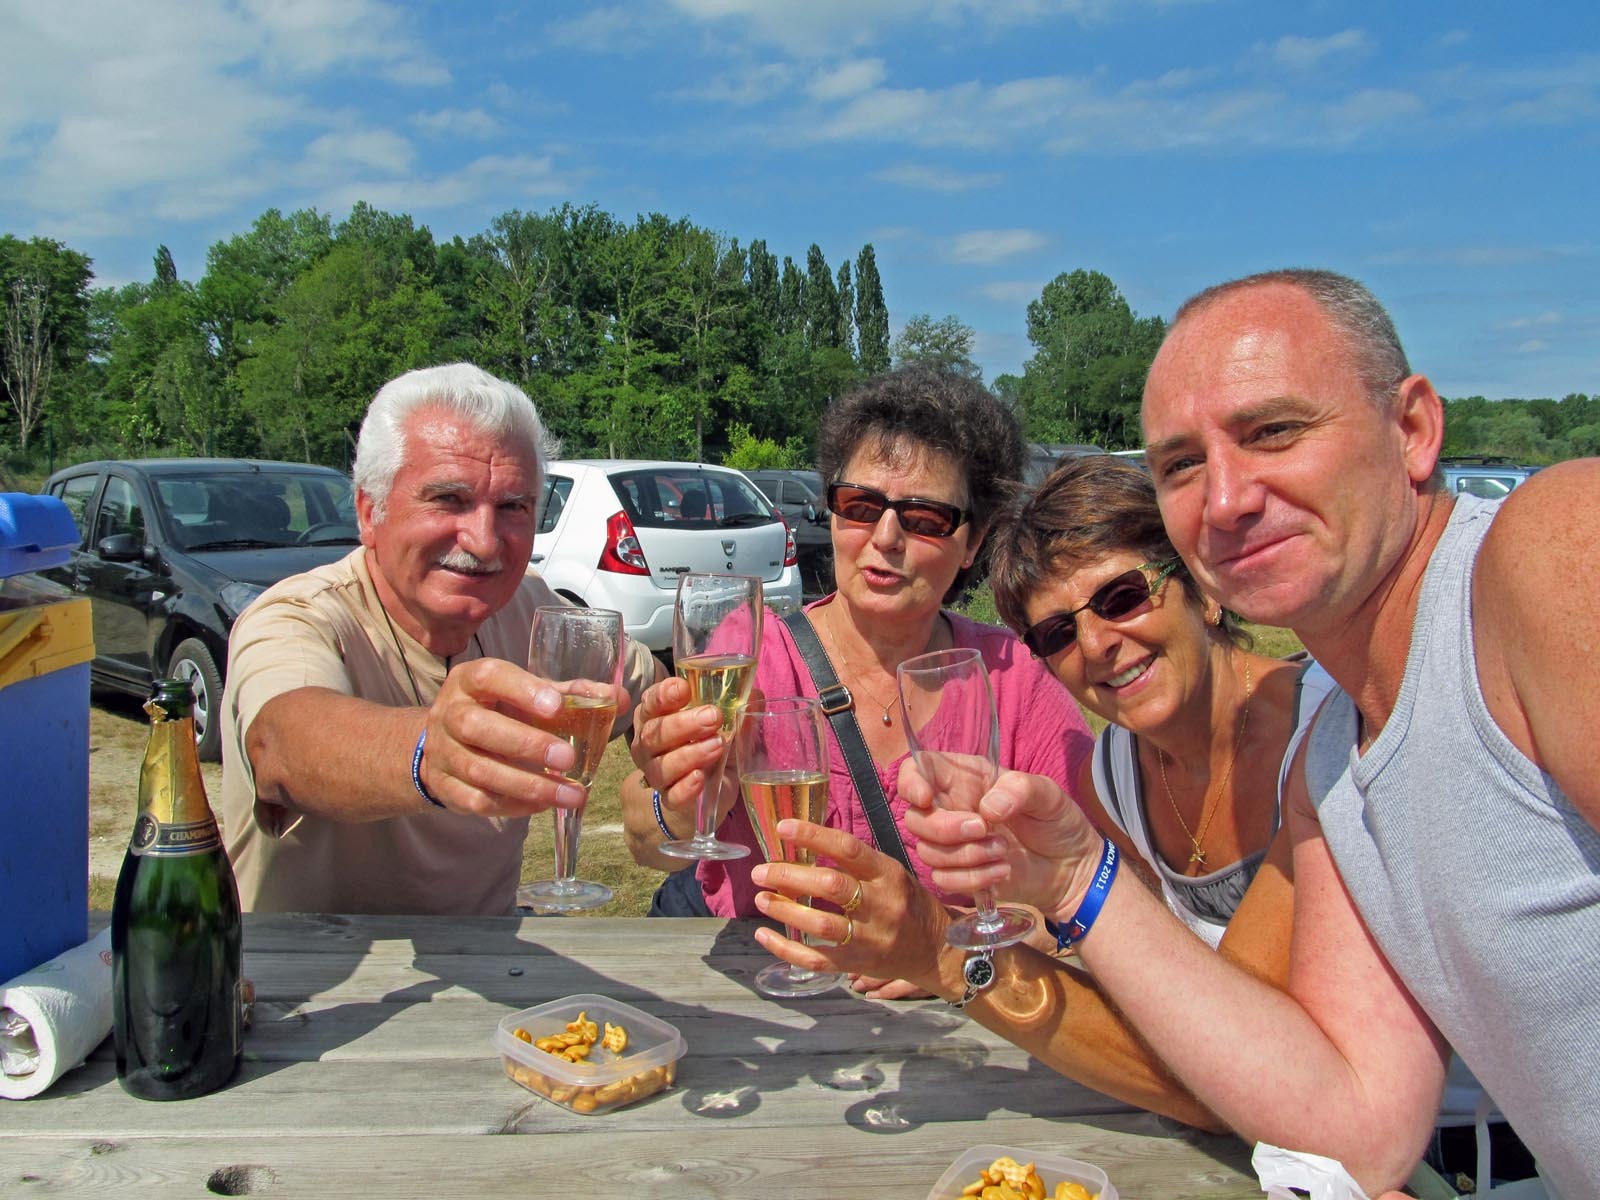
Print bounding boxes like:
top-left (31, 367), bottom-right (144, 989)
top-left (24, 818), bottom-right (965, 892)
top-left (1156, 658), bottom-right (1253, 870)
top-left (820, 607), bottom-right (902, 726)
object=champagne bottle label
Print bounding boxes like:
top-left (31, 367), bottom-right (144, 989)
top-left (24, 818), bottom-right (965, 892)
top-left (129, 813), bottom-right (224, 857)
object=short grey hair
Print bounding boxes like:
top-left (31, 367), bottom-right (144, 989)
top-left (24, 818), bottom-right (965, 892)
top-left (353, 363), bottom-right (551, 518)
top-left (1172, 268), bottom-right (1411, 409)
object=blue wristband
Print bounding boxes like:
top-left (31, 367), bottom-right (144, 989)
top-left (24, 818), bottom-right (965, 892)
top-left (1044, 838), bottom-right (1119, 954)
top-left (651, 789), bottom-right (675, 840)
top-left (412, 729), bottom-right (446, 809)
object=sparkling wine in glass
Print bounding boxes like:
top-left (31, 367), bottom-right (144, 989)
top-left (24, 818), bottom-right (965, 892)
top-left (736, 696), bottom-right (844, 998)
top-left (517, 606), bottom-right (622, 913)
top-left (896, 646), bottom-right (1034, 950)
top-left (659, 573), bottom-right (762, 862)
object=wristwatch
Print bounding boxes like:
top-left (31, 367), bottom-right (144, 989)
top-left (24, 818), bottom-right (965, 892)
top-left (950, 948), bottom-right (995, 1009)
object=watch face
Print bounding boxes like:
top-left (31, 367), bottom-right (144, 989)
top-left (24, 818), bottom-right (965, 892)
top-left (963, 953), bottom-right (995, 990)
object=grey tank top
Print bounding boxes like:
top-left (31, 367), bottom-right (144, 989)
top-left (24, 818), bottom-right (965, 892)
top-left (1304, 495), bottom-right (1600, 1199)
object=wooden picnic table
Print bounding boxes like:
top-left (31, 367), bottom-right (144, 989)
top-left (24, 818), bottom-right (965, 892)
top-left (4, 913), bottom-right (1259, 1198)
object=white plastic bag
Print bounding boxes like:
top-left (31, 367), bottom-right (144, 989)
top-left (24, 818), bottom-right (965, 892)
top-left (1252, 1143), bottom-right (1372, 1200)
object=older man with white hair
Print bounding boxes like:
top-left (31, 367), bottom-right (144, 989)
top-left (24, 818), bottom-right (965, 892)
top-left (221, 363), bottom-right (659, 916)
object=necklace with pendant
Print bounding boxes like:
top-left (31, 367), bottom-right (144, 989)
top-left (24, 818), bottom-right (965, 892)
top-left (820, 608), bottom-right (902, 726)
top-left (1155, 658), bottom-right (1253, 871)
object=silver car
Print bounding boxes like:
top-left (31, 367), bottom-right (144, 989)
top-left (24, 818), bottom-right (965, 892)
top-left (533, 460), bottom-right (803, 655)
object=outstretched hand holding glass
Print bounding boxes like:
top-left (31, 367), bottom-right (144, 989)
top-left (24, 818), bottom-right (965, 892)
top-left (896, 647), bottom-right (1034, 950)
top-left (517, 606), bottom-right (623, 913)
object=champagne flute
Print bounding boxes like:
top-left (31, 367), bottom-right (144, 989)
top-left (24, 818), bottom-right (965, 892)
top-left (896, 646), bottom-right (1034, 950)
top-left (735, 696), bottom-right (844, 998)
top-left (516, 606), bottom-right (622, 913)
top-left (659, 573), bottom-right (762, 861)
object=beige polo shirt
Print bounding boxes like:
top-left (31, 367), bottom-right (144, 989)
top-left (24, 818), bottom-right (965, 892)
top-left (219, 549), bottom-right (657, 916)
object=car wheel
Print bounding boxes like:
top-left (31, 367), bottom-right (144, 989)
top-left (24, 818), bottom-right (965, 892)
top-left (169, 638), bottom-right (224, 762)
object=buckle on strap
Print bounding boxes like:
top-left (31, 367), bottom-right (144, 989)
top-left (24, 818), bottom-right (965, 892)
top-left (818, 683), bottom-right (854, 716)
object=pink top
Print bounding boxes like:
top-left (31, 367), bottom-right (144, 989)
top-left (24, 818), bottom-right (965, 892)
top-left (698, 600), bottom-right (1094, 918)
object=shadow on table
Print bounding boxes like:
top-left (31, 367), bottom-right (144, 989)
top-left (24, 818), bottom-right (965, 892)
top-left (650, 925), bottom-right (1193, 1138)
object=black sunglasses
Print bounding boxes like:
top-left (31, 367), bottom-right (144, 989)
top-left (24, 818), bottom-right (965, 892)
top-left (1021, 559), bottom-right (1184, 658)
top-left (826, 482), bottom-right (968, 538)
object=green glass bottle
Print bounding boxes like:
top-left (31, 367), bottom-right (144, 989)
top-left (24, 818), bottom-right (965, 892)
top-left (111, 677), bottom-right (243, 1100)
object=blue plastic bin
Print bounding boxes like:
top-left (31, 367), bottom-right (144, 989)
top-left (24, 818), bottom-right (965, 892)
top-left (0, 493), bottom-right (94, 984)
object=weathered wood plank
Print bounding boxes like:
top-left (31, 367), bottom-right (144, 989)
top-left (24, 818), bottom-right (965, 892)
top-left (5, 1121), bottom-right (1256, 1199)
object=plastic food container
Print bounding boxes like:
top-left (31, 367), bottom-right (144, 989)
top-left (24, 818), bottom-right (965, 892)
top-left (494, 993), bottom-right (685, 1115)
top-left (926, 1144), bottom-right (1118, 1200)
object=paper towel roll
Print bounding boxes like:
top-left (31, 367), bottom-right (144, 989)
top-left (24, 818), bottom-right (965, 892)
top-left (0, 928), bottom-right (113, 1100)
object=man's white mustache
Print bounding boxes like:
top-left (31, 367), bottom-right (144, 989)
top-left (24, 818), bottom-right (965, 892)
top-left (436, 548), bottom-right (503, 573)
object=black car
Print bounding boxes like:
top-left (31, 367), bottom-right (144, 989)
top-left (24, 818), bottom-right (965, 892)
top-left (40, 459), bottom-right (360, 759)
top-left (743, 469), bottom-right (833, 599)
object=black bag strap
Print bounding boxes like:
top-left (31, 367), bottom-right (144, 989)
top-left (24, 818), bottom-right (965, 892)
top-left (782, 608), bottom-right (915, 874)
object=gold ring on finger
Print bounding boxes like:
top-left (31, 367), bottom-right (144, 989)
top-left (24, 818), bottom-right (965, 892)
top-left (837, 916), bottom-right (854, 948)
top-left (841, 880), bottom-right (864, 914)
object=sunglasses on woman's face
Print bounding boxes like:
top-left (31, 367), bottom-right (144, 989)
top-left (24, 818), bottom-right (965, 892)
top-left (826, 482), bottom-right (968, 538)
top-left (1021, 559), bottom-right (1184, 658)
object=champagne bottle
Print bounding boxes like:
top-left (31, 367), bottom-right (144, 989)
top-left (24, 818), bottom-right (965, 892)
top-left (111, 677), bottom-right (243, 1100)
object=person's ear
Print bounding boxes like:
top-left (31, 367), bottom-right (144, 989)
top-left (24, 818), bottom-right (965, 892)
top-left (1394, 374), bottom-right (1445, 487)
top-left (356, 488), bottom-right (379, 549)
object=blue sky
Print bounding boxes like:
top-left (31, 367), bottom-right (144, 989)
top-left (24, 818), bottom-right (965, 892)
top-left (2, 0), bottom-right (1596, 400)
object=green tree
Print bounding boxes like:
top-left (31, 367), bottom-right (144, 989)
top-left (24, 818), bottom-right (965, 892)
top-left (892, 313), bottom-right (980, 379)
top-left (0, 236), bottom-right (94, 451)
top-left (236, 239), bottom-right (448, 464)
top-left (803, 245), bottom-right (840, 350)
top-left (197, 208), bottom-right (333, 381)
top-left (1017, 268), bottom-right (1163, 448)
top-left (853, 244), bottom-right (890, 375)
top-left (721, 422), bottom-right (808, 469)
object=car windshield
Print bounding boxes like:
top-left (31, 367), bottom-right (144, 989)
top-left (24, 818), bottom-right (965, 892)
top-left (606, 467), bottom-right (778, 530)
top-left (158, 471), bottom-right (358, 550)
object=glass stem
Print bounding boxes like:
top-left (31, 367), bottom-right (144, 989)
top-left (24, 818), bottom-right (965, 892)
top-left (788, 895), bottom-right (818, 979)
top-left (972, 886), bottom-right (1004, 932)
top-left (553, 806), bottom-right (582, 885)
top-left (693, 743), bottom-right (731, 841)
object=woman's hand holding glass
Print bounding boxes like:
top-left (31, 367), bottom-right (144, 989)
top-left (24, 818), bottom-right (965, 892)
top-left (900, 765), bottom-right (1109, 927)
top-left (750, 820), bottom-right (950, 993)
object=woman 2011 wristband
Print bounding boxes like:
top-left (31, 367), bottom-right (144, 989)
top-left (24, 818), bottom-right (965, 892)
top-left (651, 789), bottom-right (675, 840)
top-left (1043, 838), bottom-right (1118, 955)
top-left (412, 729), bottom-right (446, 809)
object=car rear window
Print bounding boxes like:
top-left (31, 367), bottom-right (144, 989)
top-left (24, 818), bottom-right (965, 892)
top-left (606, 468), bottom-right (778, 530)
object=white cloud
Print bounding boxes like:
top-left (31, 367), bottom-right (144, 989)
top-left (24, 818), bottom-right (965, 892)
top-left (808, 59), bottom-right (888, 102)
top-left (1500, 311), bottom-right (1563, 330)
top-left (812, 77), bottom-right (1084, 148)
top-left (872, 163), bottom-right (1002, 191)
top-left (1515, 339), bottom-right (1551, 353)
top-left (947, 229), bottom-right (1048, 264)
top-left (1323, 88), bottom-right (1428, 137)
top-left (978, 280), bottom-right (1047, 305)
top-left (413, 107), bottom-right (503, 139)
top-left (545, 5), bottom-right (658, 53)
top-left (676, 63), bottom-right (797, 106)
top-left (301, 129), bottom-right (416, 180)
top-left (316, 152), bottom-right (570, 214)
top-left (666, 0), bottom-right (1219, 56)
top-left (0, 0), bottom-right (446, 234)
top-left (240, 0), bottom-right (448, 83)
top-left (1259, 29), bottom-right (1370, 71)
